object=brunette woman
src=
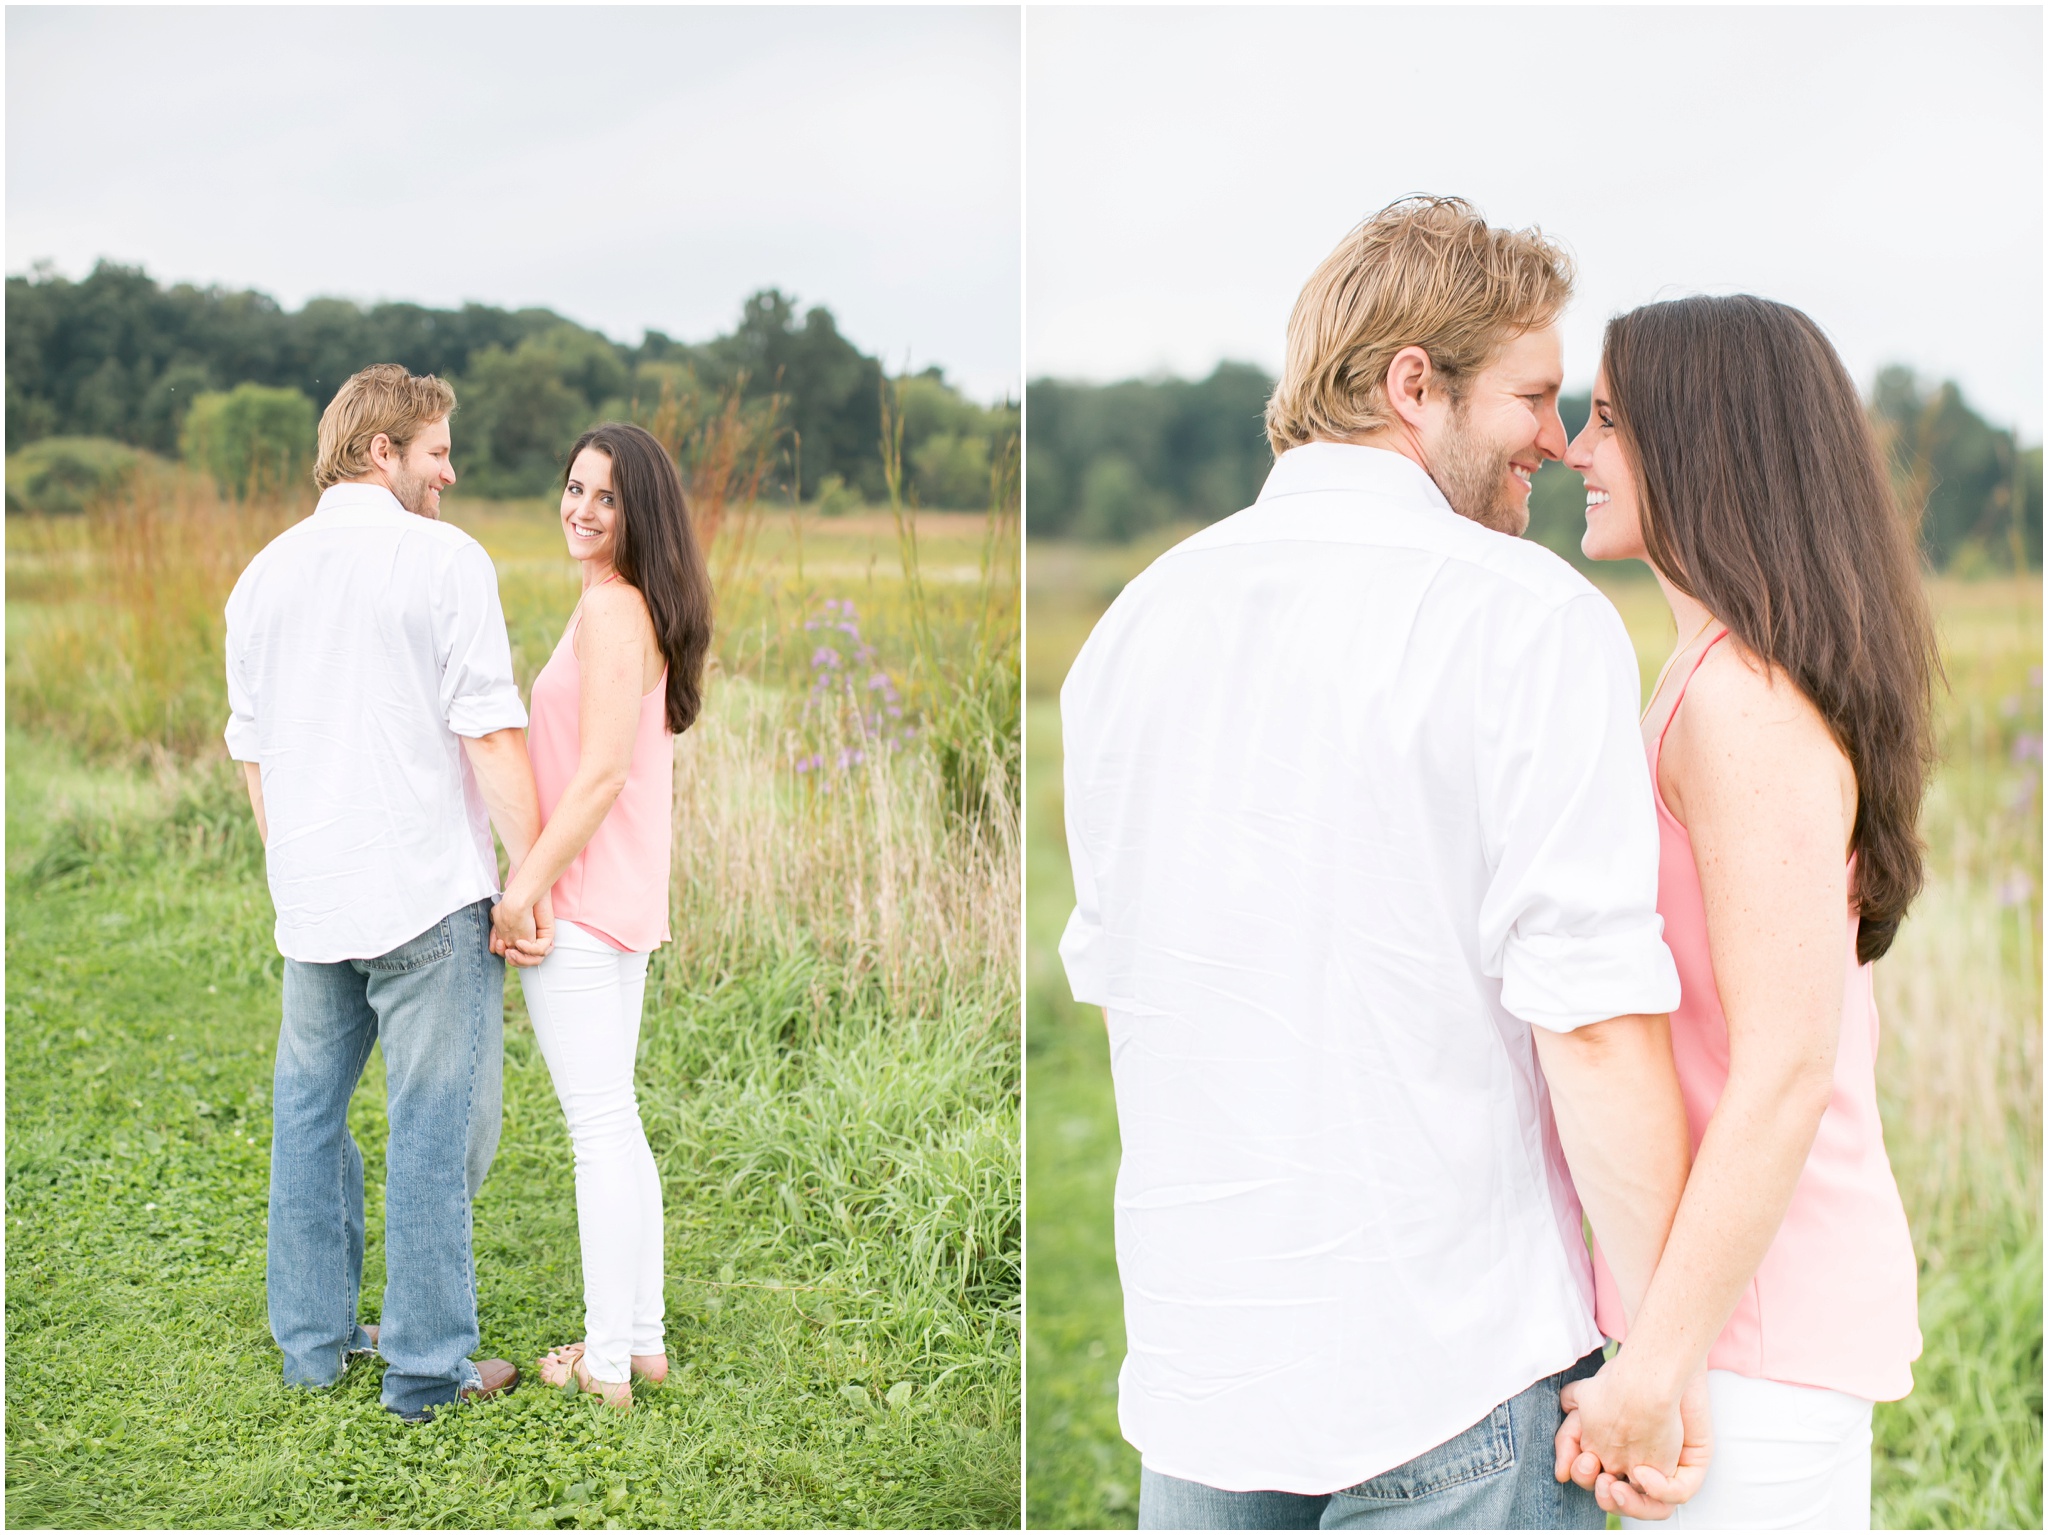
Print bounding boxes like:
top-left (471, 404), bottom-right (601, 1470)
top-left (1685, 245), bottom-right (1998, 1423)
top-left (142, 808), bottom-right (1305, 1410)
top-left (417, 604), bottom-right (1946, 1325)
top-left (1555, 295), bottom-right (1936, 1527)
top-left (490, 422), bottom-right (713, 1409)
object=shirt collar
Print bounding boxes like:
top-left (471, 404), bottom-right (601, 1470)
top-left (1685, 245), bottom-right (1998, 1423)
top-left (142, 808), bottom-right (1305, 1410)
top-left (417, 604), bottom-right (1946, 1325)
top-left (1256, 441), bottom-right (1458, 521)
top-left (314, 481), bottom-right (413, 519)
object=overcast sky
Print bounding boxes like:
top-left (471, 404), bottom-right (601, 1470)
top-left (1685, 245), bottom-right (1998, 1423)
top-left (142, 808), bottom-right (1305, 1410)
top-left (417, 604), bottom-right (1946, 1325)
top-left (8, 6), bottom-right (1021, 402)
top-left (1027, 6), bottom-right (2043, 437)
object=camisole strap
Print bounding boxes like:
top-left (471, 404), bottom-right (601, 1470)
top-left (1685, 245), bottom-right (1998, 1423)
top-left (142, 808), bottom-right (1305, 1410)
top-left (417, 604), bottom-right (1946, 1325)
top-left (568, 572), bottom-right (625, 639)
top-left (1654, 626), bottom-right (1732, 764)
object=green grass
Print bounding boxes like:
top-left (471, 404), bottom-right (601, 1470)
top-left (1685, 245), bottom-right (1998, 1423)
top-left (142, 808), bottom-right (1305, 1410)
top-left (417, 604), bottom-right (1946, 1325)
top-left (4, 739), bottom-right (1017, 1530)
top-left (1024, 694), bottom-right (1137, 1530)
top-left (1022, 534), bottom-right (2042, 1532)
top-left (5, 490), bottom-right (1020, 1529)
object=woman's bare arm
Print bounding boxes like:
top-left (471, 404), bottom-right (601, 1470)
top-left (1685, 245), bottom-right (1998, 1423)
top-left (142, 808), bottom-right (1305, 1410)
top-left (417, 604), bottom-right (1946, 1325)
top-left (499, 584), bottom-right (657, 922)
top-left (1567, 643), bottom-right (1850, 1485)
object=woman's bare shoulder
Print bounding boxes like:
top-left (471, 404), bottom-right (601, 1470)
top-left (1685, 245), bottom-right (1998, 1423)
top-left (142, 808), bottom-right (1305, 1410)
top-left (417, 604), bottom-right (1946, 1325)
top-left (573, 579), bottom-right (657, 657)
top-left (1666, 635), bottom-right (1847, 794)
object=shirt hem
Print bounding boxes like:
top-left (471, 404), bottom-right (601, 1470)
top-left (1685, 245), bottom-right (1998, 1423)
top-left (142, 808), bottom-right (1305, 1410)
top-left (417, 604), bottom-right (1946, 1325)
top-left (273, 885), bottom-right (497, 964)
top-left (1123, 1332), bottom-right (1603, 1497)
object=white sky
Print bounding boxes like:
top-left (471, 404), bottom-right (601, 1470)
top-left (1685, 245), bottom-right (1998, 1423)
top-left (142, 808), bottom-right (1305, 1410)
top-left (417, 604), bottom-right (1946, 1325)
top-left (8, 5), bottom-right (1022, 403)
top-left (1027, 5), bottom-right (2044, 437)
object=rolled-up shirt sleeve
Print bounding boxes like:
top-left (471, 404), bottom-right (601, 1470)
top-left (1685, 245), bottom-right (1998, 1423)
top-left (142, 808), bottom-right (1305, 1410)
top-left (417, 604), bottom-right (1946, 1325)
top-left (436, 542), bottom-right (529, 738)
top-left (1478, 592), bottom-right (1680, 1032)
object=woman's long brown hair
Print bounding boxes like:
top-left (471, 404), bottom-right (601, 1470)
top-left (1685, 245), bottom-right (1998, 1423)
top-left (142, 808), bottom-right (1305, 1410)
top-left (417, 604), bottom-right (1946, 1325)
top-left (563, 422), bottom-right (714, 734)
top-left (1603, 295), bottom-right (1939, 963)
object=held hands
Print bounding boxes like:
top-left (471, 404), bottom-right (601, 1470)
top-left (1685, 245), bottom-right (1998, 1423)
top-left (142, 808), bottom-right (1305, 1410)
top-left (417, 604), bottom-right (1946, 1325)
top-left (489, 887), bottom-right (554, 967)
top-left (1554, 1363), bottom-right (1712, 1520)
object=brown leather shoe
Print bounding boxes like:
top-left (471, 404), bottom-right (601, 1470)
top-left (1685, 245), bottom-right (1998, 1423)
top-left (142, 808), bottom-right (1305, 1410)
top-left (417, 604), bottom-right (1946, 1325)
top-left (459, 1359), bottom-right (519, 1402)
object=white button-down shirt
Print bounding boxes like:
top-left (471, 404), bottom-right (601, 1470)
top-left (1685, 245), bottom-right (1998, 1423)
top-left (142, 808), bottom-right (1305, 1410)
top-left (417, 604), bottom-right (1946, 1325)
top-left (225, 483), bottom-right (528, 963)
top-left (1059, 443), bottom-right (1680, 1495)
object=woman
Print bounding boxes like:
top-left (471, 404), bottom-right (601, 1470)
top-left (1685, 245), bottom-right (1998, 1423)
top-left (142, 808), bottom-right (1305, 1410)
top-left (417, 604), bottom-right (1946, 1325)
top-left (496, 421), bottom-right (713, 1409)
top-left (1561, 295), bottom-right (1935, 1527)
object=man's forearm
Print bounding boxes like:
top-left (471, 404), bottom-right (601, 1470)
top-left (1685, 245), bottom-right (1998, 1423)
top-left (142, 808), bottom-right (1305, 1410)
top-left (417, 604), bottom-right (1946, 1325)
top-left (459, 727), bottom-right (543, 871)
top-left (242, 761), bottom-right (268, 846)
top-left (1530, 1014), bottom-right (1691, 1324)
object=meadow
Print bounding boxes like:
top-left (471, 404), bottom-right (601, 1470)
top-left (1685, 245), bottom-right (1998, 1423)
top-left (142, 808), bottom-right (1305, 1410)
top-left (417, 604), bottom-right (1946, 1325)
top-left (4, 467), bottom-right (1021, 1529)
top-left (1023, 532), bottom-right (2043, 1532)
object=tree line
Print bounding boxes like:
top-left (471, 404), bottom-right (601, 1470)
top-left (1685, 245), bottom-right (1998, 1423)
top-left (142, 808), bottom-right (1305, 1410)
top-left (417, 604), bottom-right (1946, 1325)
top-left (1027, 363), bottom-right (2043, 572)
top-left (6, 261), bottom-right (1016, 508)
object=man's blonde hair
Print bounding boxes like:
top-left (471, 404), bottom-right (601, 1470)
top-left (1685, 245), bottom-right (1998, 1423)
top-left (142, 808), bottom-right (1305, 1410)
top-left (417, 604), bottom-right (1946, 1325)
top-left (313, 364), bottom-right (458, 489)
top-left (1265, 196), bottom-right (1574, 455)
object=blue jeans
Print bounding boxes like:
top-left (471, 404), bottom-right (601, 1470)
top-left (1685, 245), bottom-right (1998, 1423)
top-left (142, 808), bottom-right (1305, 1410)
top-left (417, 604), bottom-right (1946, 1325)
top-left (1138, 1350), bottom-right (1606, 1530)
top-left (266, 900), bottom-right (504, 1419)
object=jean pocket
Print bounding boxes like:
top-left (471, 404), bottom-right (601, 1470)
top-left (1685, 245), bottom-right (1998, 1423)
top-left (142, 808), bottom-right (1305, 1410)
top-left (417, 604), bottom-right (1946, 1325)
top-left (364, 918), bottom-right (455, 974)
top-left (1337, 1401), bottom-right (1514, 1502)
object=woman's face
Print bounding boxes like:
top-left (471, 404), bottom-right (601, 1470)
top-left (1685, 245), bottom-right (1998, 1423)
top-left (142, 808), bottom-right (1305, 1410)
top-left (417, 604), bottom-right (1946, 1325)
top-left (1564, 367), bottom-right (1648, 563)
top-left (560, 448), bottom-right (619, 567)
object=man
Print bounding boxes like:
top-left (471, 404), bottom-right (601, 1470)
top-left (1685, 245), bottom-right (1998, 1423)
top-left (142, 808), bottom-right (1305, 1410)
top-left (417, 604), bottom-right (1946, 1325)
top-left (1059, 197), bottom-right (1701, 1527)
top-left (226, 364), bottom-right (553, 1421)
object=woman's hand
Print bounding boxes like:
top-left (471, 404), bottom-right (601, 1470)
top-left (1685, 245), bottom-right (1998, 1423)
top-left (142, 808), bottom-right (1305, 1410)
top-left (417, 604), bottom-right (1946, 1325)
top-left (1556, 1368), bottom-right (1712, 1519)
top-left (490, 888), bottom-right (555, 966)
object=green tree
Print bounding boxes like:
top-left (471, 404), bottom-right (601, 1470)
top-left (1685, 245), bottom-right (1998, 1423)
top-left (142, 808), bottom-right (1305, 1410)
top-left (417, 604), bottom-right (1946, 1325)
top-left (913, 432), bottom-right (993, 509)
top-left (698, 289), bottom-right (886, 499)
top-left (1026, 363), bottom-right (1270, 538)
top-left (179, 383), bottom-right (316, 498)
top-left (1075, 454), bottom-right (1159, 542)
top-left (1873, 367), bottom-right (2041, 572)
top-left (455, 339), bottom-right (590, 497)
top-left (7, 265), bottom-right (1005, 511)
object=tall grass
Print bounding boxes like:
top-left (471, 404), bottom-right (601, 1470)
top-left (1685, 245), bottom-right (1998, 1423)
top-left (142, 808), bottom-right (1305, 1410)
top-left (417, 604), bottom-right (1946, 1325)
top-left (6, 471), bottom-right (300, 761)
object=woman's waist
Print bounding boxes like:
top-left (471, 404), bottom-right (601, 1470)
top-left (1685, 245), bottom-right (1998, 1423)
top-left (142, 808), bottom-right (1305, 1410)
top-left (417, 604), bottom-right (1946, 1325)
top-left (549, 848), bottom-right (671, 938)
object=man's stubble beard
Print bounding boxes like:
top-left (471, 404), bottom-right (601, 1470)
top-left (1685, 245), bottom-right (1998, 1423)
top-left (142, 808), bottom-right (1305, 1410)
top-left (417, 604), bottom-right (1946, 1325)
top-left (388, 462), bottom-right (438, 519)
top-left (1428, 401), bottom-right (1528, 536)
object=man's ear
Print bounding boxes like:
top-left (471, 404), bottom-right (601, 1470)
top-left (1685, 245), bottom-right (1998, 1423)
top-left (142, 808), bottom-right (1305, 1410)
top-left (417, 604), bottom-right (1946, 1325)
top-left (367, 432), bottom-right (396, 471)
top-left (1382, 345), bottom-right (1438, 432)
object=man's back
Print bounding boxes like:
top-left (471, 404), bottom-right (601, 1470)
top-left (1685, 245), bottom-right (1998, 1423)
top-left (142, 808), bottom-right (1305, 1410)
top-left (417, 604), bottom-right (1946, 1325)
top-left (1060, 443), bottom-right (1676, 1493)
top-left (225, 483), bottom-right (526, 962)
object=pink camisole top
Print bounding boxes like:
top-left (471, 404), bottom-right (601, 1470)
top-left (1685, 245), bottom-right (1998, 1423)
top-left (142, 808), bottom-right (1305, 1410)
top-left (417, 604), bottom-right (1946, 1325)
top-left (1591, 631), bottom-right (1921, 1403)
top-left (525, 598), bottom-right (673, 954)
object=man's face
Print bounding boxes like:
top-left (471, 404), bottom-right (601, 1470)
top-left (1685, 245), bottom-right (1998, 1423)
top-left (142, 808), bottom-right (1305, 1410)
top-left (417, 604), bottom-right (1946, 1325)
top-left (1420, 325), bottom-right (1566, 535)
top-left (384, 416), bottom-right (457, 519)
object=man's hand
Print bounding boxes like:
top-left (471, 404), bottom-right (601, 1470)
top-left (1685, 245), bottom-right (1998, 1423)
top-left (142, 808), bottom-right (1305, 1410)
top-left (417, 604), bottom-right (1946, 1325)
top-left (1555, 1368), bottom-right (1712, 1519)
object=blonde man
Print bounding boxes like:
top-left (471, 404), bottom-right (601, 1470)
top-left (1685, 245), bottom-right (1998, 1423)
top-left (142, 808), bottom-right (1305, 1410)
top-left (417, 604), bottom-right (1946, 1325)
top-left (227, 365), bottom-right (552, 1421)
top-left (1059, 197), bottom-right (1698, 1527)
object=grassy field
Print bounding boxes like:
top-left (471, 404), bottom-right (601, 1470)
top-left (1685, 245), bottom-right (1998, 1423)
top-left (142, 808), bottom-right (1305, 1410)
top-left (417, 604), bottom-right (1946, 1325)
top-left (1023, 531), bottom-right (2042, 1532)
top-left (5, 481), bottom-right (1021, 1529)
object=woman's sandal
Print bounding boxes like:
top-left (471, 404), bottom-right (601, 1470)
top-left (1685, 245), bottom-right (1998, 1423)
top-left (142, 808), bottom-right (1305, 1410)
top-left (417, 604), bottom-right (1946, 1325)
top-left (537, 1342), bottom-right (665, 1409)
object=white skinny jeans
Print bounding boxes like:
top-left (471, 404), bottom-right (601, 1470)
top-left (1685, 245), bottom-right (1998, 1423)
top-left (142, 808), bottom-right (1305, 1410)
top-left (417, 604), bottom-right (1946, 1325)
top-left (517, 919), bottom-right (665, 1384)
top-left (1623, 1370), bottom-right (1873, 1530)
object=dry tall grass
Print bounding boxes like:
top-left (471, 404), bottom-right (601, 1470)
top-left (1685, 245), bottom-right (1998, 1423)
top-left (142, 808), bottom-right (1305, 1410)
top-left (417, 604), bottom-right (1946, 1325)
top-left (1873, 580), bottom-right (2041, 1245)
top-left (7, 472), bottom-right (300, 762)
top-left (671, 671), bottom-right (1019, 1009)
